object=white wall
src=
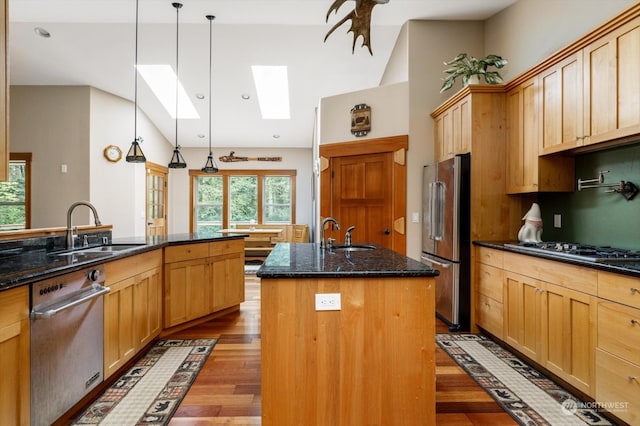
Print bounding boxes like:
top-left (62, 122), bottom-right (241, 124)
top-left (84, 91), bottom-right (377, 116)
top-left (167, 147), bottom-right (314, 235)
top-left (485, 0), bottom-right (636, 81)
top-left (89, 87), bottom-right (173, 238)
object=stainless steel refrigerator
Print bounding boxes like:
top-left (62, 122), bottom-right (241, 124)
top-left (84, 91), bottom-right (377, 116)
top-left (421, 153), bottom-right (471, 331)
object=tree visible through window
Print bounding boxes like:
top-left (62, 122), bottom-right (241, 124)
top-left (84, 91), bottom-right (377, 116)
top-left (0, 154), bottom-right (31, 231)
top-left (190, 169), bottom-right (296, 233)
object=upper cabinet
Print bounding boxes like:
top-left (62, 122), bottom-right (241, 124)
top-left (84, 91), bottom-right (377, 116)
top-left (433, 94), bottom-right (471, 162)
top-left (583, 16), bottom-right (640, 146)
top-left (0, 0), bottom-right (8, 181)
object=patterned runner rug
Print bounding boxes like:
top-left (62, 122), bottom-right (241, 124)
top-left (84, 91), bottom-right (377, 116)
top-left (73, 339), bottom-right (217, 425)
top-left (436, 334), bottom-right (615, 426)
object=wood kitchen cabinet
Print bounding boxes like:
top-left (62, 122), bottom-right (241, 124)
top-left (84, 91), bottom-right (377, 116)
top-left (583, 16), bottom-right (640, 147)
top-left (0, 0), bottom-right (8, 181)
top-left (596, 271), bottom-right (640, 424)
top-left (475, 247), bottom-right (504, 339)
top-left (506, 78), bottom-right (575, 194)
top-left (499, 251), bottom-right (597, 396)
top-left (0, 286), bottom-right (30, 425)
top-left (103, 249), bottom-right (163, 378)
top-left (164, 239), bottom-right (244, 328)
top-left (433, 94), bottom-right (470, 162)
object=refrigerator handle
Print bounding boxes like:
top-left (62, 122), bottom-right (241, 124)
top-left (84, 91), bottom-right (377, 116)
top-left (429, 181), bottom-right (444, 241)
top-left (420, 254), bottom-right (452, 269)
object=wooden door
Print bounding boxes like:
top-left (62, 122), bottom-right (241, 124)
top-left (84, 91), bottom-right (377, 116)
top-left (331, 152), bottom-right (393, 248)
top-left (134, 266), bottom-right (162, 349)
top-left (164, 259), bottom-right (209, 327)
top-left (504, 271), bottom-right (541, 361)
top-left (146, 162), bottom-right (168, 237)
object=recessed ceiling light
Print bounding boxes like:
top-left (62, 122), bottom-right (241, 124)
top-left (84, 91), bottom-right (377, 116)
top-left (241, 94), bottom-right (250, 100)
top-left (34, 27), bottom-right (51, 38)
top-left (273, 134), bottom-right (280, 139)
top-left (197, 134), bottom-right (205, 138)
top-left (195, 93), bottom-right (205, 100)
top-left (251, 65), bottom-right (290, 119)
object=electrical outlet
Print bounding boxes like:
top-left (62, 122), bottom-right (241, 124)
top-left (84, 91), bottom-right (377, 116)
top-left (554, 214), bottom-right (562, 228)
top-left (315, 293), bottom-right (341, 311)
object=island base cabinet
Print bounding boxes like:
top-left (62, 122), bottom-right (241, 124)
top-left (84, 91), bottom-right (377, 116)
top-left (261, 277), bottom-right (435, 426)
top-left (595, 348), bottom-right (640, 425)
top-left (0, 286), bottom-right (29, 425)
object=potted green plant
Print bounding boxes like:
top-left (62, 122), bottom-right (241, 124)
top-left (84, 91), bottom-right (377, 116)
top-left (440, 53), bottom-right (508, 93)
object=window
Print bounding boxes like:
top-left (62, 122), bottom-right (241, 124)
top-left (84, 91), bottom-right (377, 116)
top-left (190, 169), bottom-right (296, 232)
top-left (0, 153), bottom-right (32, 231)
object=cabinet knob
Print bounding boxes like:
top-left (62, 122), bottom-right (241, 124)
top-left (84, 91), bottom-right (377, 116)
top-left (628, 375), bottom-right (637, 382)
top-left (631, 287), bottom-right (639, 294)
top-left (631, 319), bottom-right (638, 326)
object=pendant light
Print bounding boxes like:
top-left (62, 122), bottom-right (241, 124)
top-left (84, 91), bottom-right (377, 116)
top-left (201, 15), bottom-right (219, 173)
top-left (126, 0), bottom-right (146, 163)
top-left (168, 2), bottom-right (187, 169)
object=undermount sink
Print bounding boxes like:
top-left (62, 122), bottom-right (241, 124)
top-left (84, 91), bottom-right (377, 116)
top-left (49, 244), bottom-right (144, 257)
top-left (332, 244), bottom-right (376, 252)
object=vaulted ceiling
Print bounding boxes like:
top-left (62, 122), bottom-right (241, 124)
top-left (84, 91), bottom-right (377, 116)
top-left (9, 0), bottom-right (517, 148)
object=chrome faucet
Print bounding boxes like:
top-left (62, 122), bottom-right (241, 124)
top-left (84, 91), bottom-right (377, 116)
top-left (344, 226), bottom-right (356, 247)
top-left (320, 217), bottom-right (340, 250)
top-left (66, 201), bottom-right (102, 250)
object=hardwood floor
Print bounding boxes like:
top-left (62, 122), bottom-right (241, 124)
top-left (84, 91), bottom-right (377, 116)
top-left (166, 274), bottom-right (517, 425)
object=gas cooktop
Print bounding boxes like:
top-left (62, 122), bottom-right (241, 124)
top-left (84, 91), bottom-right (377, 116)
top-left (504, 242), bottom-right (640, 263)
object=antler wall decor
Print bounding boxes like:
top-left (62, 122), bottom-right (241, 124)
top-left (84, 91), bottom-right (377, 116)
top-left (219, 151), bottom-right (282, 162)
top-left (324, 0), bottom-right (390, 55)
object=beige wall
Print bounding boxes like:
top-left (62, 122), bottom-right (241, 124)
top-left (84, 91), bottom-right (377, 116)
top-left (10, 86), bottom-right (91, 228)
top-left (485, 0), bottom-right (637, 81)
top-left (10, 85), bottom-right (173, 237)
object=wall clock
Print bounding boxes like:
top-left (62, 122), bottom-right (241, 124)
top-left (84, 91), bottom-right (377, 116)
top-left (103, 145), bottom-right (122, 163)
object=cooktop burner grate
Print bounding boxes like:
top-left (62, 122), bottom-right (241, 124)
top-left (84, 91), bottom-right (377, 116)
top-left (504, 241), bottom-right (640, 262)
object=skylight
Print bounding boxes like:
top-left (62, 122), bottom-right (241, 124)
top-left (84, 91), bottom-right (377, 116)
top-left (137, 64), bottom-right (199, 119)
top-left (251, 65), bottom-right (290, 120)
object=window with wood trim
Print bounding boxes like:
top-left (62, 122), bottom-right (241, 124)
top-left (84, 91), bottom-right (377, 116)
top-left (0, 153), bottom-right (32, 230)
top-left (190, 169), bottom-right (296, 234)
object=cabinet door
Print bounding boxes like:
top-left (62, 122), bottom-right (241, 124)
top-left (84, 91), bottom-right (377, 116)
top-left (506, 79), bottom-right (539, 193)
top-left (584, 16), bottom-right (640, 145)
top-left (504, 271), bottom-right (542, 361)
top-left (454, 97), bottom-right (471, 155)
top-left (441, 109), bottom-right (454, 161)
top-left (539, 52), bottom-right (584, 154)
top-left (104, 276), bottom-right (137, 378)
top-left (210, 254), bottom-right (245, 311)
top-left (0, 286), bottom-right (29, 424)
top-left (541, 282), bottom-right (596, 396)
top-left (476, 262), bottom-right (504, 338)
top-left (134, 266), bottom-right (162, 349)
top-left (164, 258), bottom-right (209, 327)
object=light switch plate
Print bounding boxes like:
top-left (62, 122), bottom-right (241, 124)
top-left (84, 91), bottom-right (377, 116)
top-left (411, 212), bottom-right (420, 223)
top-left (315, 293), bottom-right (341, 311)
top-left (554, 214), bottom-right (562, 228)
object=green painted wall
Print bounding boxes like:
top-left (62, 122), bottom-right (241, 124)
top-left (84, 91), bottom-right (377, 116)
top-left (538, 142), bottom-right (640, 250)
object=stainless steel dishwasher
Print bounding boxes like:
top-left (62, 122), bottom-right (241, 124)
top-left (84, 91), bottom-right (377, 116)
top-left (30, 265), bottom-right (110, 426)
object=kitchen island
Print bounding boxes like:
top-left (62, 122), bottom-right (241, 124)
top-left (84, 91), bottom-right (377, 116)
top-left (257, 243), bottom-right (439, 426)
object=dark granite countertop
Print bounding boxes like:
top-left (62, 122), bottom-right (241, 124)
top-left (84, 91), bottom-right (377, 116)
top-left (474, 241), bottom-right (640, 279)
top-left (0, 232), bottom-right (247, 291)
top-left (257, 243), bottom-right (439, 279)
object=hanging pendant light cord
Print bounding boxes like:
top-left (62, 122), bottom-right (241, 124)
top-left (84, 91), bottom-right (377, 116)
top-left (173, 2), bottom-right (182, 150)
top-left (134, 0), bottom-right (139, 142)
top-left (208, 15), bottom-right (214, 156)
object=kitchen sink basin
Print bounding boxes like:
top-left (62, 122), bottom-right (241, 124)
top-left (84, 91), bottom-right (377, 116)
top-left (49, 244), bottom-right (144, 257)
top-left (332, 244), bottom-right (376, 252)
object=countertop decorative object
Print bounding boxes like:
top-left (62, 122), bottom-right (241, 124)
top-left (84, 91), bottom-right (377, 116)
top-left (517, 202), bottom-right (543, 243)
top-left (257, 242), bottom-right (438, 278)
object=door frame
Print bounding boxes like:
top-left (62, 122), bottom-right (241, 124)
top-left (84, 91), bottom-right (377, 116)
top-left (319, 135), bottom-right (408, 254)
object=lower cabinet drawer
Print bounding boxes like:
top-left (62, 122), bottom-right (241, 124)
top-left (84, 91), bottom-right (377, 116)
top-left (595, 348), bottom-right (640, 425)
top-left (476, 292), bottom-right (503, 339)
top-left (598, 301), bottom-right (640, 365)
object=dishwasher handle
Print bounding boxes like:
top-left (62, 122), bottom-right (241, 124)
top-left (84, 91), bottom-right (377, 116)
top-left (31, 283), bottom-right (110, 320)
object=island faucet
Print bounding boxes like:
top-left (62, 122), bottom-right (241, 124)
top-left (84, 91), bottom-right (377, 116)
top-left (344, 226), bottom-right (356, 247)
top-left (320, 217), bottom-right (340, 250)
top-left (66, 201), bottom-right (102, 250)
